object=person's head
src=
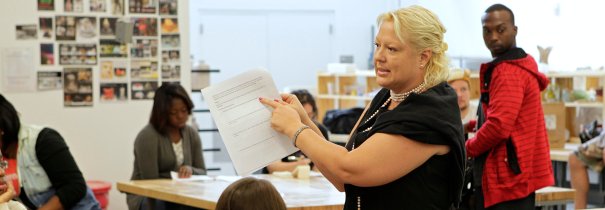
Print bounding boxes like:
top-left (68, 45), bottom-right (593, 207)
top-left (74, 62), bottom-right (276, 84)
top-left (291, 89), bottom-right (318, 120)
top-left (0, 95), bottom-right (20, 157)
top-left (149, 83), bottom-right (194, 134)
top-left (482, 4), bottom-right (517, 58)
top-left (447, 69), bottom-right (471, 111)
top-left (215, 177), bottom-right (286, 210)
top-left (374, 5), bottom-right (449, 93)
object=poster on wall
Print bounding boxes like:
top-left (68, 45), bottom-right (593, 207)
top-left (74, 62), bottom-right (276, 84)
top-left (111, 0), bottom-right (124, 15)
top-left (131, 81), bottom-right (158, 100)
top-left (1, 48), bottom-right (35, 92)
top-left (64, 68), bottom-right (93, 107)
top-left (129, 0), bottom-right (157, 14)
top-left (56, 16), bottom-right (76, 41)
top-left (160, 18), bottom-right (178, 34)
top-left (38, 0), bottom-right (55, 11)
top-left (59, 43), bottom-right (97, 65)
top-left (100, 60), bottom-right (127, 82)
top-left (99, 17), bottom-right (117, 38)
top-left (76, 17), bottom-right (97, 41)
top-left (90, 0), bottom-right (106, 12)
top-left (161, 34), bottom-right (179, 49)
top-left (161, 64), bottom-right (179, 81)
top-left (131, 60), bottom-right (158, 80)
top-left (16, 25), bottom-right (37, 40)
top-left (100, 83), bottom-right (128, 102)
top-left (132, 18), bottom-right (158, 36)
top-left (39, 17), bottom-right (54, 40)
top-left (161, 50), bottom-right (178, 63)
top-left (37, 71), bottom-right (62, 90)
top-left (159, 0), bottom-right (177, 15)
top-left (100, 40), bottom-right (127, 58)
top-left (64, 0), bottom-right (84, 13)
top-left (131, 39), bottom-right (158, 58)
top-left (40, 44), bottom-right (55, 65)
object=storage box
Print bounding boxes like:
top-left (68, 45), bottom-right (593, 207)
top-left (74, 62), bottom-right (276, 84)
top-left (543, 103), bottom-right (566, 149)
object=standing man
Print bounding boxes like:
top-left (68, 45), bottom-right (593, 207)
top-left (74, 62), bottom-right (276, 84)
top-left (466, 4), bottom-right (554, 210)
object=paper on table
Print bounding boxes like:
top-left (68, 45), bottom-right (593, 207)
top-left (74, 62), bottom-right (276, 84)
top-left (201, 69), bottom-right (299, 175)
top-left (170, 171), bottom-right (214, 182)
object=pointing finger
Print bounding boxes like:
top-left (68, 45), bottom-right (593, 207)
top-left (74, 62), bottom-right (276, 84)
top-left (259, 97), bottom-right (280, 108)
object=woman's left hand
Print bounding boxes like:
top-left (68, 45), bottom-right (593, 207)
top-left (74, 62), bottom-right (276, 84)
top-left (178, 165), bottom-right (193, 178)
top-left (259, 97), bottom-right (304, 138)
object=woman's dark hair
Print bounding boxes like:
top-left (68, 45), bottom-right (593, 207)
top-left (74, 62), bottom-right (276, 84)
top-left (0, 95), bottom-right (21, 157)
top-left (149, 83), bottom-right (194, 135)
top-left (291, 89), bottom-right (318, 120)
top-left (215, 177), bottom-right (286, 210)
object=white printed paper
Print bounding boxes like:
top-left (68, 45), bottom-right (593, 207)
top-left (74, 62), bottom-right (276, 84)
top-left (202, 69), bottom-right (298, 175)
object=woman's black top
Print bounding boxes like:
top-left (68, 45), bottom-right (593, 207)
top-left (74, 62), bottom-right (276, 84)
top-left (344, 82), bottom-right (465, 210)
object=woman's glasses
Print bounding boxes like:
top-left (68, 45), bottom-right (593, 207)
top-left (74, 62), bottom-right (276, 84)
top-left (0, 160), bottom-right (7, 170)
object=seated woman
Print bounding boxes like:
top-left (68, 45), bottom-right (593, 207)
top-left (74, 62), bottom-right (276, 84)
top-left (215, 177), bottom-right (286, 210)
top-left (127, 83), bottom-right (206, 210)
top-left (263, 89), bottom-right (329, 174)
top-left (0, 95), bottom-right (100, 209)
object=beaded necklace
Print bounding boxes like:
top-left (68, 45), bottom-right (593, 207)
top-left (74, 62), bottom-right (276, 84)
top-left (352, 82), bottom-right (426, 149)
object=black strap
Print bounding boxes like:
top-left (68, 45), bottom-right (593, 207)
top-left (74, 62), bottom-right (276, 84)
top-left (477, 47), bottom-right (527, 175)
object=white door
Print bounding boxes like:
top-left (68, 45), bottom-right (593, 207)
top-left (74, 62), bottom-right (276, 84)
top-left (192, 9), bottom-right (334, 90)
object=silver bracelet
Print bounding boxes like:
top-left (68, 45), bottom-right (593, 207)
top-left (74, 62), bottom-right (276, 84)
top-left (292, 125), bottom-right (310, 147)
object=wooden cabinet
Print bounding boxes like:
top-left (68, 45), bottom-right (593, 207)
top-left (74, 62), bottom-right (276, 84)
top-left (316, 71), bottom-right (381, 121)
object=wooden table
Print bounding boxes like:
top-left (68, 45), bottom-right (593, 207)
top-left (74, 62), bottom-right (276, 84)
top-left (117, 174), bottom-right (345, 210)
top-left (535, 186), bottom-right (575, 207)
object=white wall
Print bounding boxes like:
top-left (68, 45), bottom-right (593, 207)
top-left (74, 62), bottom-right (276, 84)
top-left (408, 0), bottom-right (605, 71)
top-left (0, 1), bottom-right (190, 209)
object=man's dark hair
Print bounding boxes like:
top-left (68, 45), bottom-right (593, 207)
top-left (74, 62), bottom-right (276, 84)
top-left (485, 4), bottom-right (515, 25)
top-left (0, 95), bottom-right (21, 156)
top-left (149, 83), bottom-right (194, 135)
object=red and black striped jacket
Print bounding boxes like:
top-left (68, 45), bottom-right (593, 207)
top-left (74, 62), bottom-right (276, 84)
top-left (466, 54), bottom-right (554, 207)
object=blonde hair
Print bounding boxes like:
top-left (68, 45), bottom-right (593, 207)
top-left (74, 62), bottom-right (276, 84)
top-left (447, 68), bottom-right (471, 87)
top-left (377, 5), bottom-right (449, 88)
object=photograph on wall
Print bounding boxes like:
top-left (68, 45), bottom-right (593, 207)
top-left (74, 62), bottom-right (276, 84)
top-left (161, 64), bottom-right (179, 80)
top-left (131, 60), bottom-right (158, 80)
top-left (16, 25), bottom-right (37, 40)
top-left (129, 0), bottom-right (157, 14)
top-left (161, 50), bottom-right (179, 63)
top-left (64, 0), bottom-right (84, 13)
top-left (64, 68), bottom-right (93, 107)
top-left (132, 18), bottom-right (158, 36)
top-left (159, 0), bottom-right (177, 15)
top-left (37, 71), bottom-right (62, 90)
top-left (100, 40), bottom-right (127, 58)
top-left (59, 44), bottom-right (97, 65)
top-left (76, 16), bottom-right (97, 40)
top-left (112, 0), bottom-right (124, 15)
top-left (56, 16), bottom-right (76, 41)
top-left (40, 44), bottom-right (54, 65)
top-left (161, 34), bottom-right (179, 49)
top-left (100, 83), bottom-right (128, 102)
top-left (90, 0), bottom-right (106, 12)
top-left (100, 60), bottom-right (127, 81)
top-left (38, 0), bottom-right (55, 11)
top-left (39, 17), bottom-right (54, 39)
top-left (99, 17), bottom-right (117, 38)
top-left (160, 18), bottom-right (178, 34)
top-left (131, 39), bottom-right (158, 58)
top-left (131, 81), bottom-right (158, 100)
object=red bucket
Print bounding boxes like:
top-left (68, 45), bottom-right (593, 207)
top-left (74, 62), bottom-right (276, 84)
top-left (86, 180), bottom-right (112, 210)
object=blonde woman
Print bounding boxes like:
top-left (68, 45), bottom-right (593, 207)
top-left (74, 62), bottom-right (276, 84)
top-left (260, 5), bottom-right (465, 209)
